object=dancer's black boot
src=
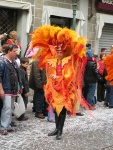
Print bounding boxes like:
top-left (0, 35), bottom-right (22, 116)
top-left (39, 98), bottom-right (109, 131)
top-left (48, 112), bottom-right (59, 136)
top-left (56, 108), bottom-right (66, 140)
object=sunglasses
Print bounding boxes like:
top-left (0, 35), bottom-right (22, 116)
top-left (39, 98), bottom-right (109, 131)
top-left (7, 44), bottom-right (14, 49)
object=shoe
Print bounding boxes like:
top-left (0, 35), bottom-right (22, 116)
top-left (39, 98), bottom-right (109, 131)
top-left (104, 103), bottom-right (109, 107)
top-left (109, 106), bottom-right (113, 108)
top-left (12, 113), bottom-right (14, 116)
top-left (43, 112), bottom-right (48, 117)
top-left (47, 119), bottom-right (55, 123)
top-left (7, 129), bottom-right (15, 132)
top-left (56, 130), bottom-right (62, 140)
top-left (48, 129), bottom-right (58, 136)
top-left (10, 121), bottom-right (17, 127)
top-left (0, 130), bottom-right (8, 135)
top-left (76, 112), bottom-right (84, 116)
top-left (89, 106), bottom-right (96, 110)
top-left (17, 116), bottom-right (29, 121)
top-left (97, 100), bottom-right (102, 102)
top-left (35, 114), bottom-right (45, 119)
top-left (32, 109), bottom-right (36, 112)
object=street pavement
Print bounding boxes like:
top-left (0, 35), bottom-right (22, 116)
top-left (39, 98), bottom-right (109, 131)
top-left (0, 102), bottom-right (113, 150)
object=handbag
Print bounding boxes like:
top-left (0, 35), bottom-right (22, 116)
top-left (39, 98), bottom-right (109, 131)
top-left (13, 94), bottom-right (25, 118)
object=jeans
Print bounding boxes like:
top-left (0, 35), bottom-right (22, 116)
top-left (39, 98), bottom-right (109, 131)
top-left (34, 89), bottom-right (45, 115)
top-left (84, 83), bottom-right (96, 105)
top-left (0, 96), bottom-right (16, 130)
top-left (105, 85), bottom-right (113, 106)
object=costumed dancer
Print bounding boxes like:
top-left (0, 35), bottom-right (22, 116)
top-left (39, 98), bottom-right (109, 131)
top-left (104, 47), bottom-right (113, 107)
top-left (30, 25), bottom-right (90, 140)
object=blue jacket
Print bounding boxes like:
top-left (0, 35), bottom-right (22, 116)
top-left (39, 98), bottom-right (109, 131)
top-left (0, 56), bottom-right (22, 94)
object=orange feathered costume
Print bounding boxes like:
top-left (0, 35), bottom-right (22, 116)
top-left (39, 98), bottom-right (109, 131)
top-left (104, 53), bottom-right (113, 85)
top-left (31, 25), bottom-right (89, 116)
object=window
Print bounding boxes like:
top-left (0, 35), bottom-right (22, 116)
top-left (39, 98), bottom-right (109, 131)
top-left (0, 8), bottom-right (17, 34)
top-left (50, 15), bottom-right (72, 28)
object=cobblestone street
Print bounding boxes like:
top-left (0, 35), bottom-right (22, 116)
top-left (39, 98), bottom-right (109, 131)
top-left (0, 102), bottom-right (113, 150)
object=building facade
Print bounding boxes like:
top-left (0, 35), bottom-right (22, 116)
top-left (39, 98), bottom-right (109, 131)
top-left (0, 0), bottom-right (113, 55)
top-left (88, 0), bottom-right (113, 54)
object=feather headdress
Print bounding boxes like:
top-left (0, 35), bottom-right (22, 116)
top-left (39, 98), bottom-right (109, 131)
top-left (31, 25), bottom-right (87, 69)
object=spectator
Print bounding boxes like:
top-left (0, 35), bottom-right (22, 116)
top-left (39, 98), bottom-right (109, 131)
top-left (104, 46), bottom-right (113, 108)
top-left (0, 39), bottom-right (8, 118)
top-left (97, 53), bottom-right (107, 102)
top-left (0, 34), bottom-right (7, 40)
top-left (86, 43), bottom-right (93, 57)
top-left (17, 57), bottom-right (29, 121)
top-left (0, 39), bottom-right (8, 55)
top-left (83, 44), bottom-right (98, 108)
top-left (7, 31), bottom-right (21, 57)
top-left (0, 44), bottom-right (22, 135)
top-left (29, 59), bottom-right (47, 119)
top-left (101, 48), bottom-right (107, 54)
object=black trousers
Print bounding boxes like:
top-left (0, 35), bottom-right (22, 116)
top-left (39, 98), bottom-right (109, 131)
top-left (97, 82), bottom-right (105, 102)
top-left (55, 107), bottom-right (66, 132)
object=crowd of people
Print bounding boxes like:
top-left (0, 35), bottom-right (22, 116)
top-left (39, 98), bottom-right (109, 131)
top-left (0, 25), bottom-right (113, 140)
top-left (84, 43), bottom-right (113, 110)
top-left (0, 32), bottom-right (48, 136)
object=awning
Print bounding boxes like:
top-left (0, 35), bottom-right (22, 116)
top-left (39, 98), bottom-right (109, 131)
top-left (0, 0), bottom-right (32, 33)
top-left (41, 6), bottom-right (85, 36)
top-left (96, 13), bottom-right (113, 38)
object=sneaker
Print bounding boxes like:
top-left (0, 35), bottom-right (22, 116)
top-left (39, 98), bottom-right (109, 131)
top-left (7, 128), bottom-right (15, 132)
top-left (35, 114), bottom-right (45, 119)
top-left (0, 130), bottom-right (8, 135)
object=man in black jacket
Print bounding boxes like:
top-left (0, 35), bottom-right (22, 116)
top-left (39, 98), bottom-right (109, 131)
top-left (83, 45), bottom-right (98, 107)
top-left (29, 59), bottom-right (47, 119)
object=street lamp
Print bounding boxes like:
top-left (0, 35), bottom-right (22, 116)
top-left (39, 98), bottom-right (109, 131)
top-left (72, 0), bottom-right (77, 30)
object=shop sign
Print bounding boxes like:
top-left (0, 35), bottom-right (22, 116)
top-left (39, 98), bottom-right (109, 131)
top-left (101, 0), bottom-right (113, 5)
top-left (96, 0), bottom-right (113, 12)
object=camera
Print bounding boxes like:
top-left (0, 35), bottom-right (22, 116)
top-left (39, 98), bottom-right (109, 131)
top-left (3, 33), bottom-right (8, 36)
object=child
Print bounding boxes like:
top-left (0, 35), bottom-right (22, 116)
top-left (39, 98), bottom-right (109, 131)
top-left (17, 57), bottom-right (29, 121)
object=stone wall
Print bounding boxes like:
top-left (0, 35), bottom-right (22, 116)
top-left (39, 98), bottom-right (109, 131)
top-left (16, 0), bottom-right (73, 41)
top-left (87, 0), bottom-right (96, 51)
top-left (34, 0), bottom-right (72, 30)
top-left (13, 0), bottom-right (72, 32)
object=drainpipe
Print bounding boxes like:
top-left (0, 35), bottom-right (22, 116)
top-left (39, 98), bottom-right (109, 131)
top-left (72, 0), bottom-right (78, 30)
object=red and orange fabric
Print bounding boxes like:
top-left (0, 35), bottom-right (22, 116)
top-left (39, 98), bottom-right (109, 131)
top-left (31, 25), bottom-right (89, 116)
top-left (104, 53), bottom-right (113, 85)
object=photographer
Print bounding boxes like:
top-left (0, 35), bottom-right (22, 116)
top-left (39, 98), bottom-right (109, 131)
top-left (0, 34), bottom-right (7, 39)
top-left (0, 33), bottom-right (8, 48)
